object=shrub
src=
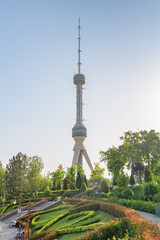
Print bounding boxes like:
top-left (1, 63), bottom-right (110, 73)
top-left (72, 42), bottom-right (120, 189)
top-left (100, 179), bottom-right (109, 193)
top-left (154, 192), bottom-right (160, 203)
top-left (85, 189), bottom-right (95, 196)
top-left (142, 181), bottom-right (159, 201)
top-left (43, 188), bottom-right (52, 197)
top-left (122, 188), bottom-right (134, 199)
top-left (96, 192), bottom-right (108, 198)
top-left (80, 182), bottom-right (87, 191)
top-left (75, 219), bottom-right (128, 240)
top-left (60, 211), bottom-right (95, 229)
top-left (38, 212), bottom-right (69, 233)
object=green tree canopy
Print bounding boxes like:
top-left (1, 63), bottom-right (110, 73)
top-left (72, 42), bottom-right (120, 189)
top-left (5, 152), bottom-right (29, 197)
top-left (90, 162), bottom-right (105, 187)
top-left (52, 165), bottom-right (65, 190)
top-left (27, 156), bottom-right (44, 192)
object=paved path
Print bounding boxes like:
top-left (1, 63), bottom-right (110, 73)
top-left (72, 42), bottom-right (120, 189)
top-left (0, 200), bottom-right (57, 239)
top-left (137, 211), bottom-right (160, 227)
top-left (0, 221), bottom-right (17, 240)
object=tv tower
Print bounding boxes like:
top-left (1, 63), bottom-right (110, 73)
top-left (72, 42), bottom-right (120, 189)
top-left (72, 19), bottom-right (93, 171)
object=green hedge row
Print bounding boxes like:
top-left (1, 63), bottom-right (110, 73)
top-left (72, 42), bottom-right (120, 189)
top-left (0, 204), bottom-right (11, 216)
top-left (57, 222), bottom-right (105, 235)
top-left (61, 211), bottom-right (95, 229)
top-left (76, 219), bottom-right (127, 240)
top-left (34, 204), bottom-right (71, 217)
top-left (106, 198), bottom-right (156, 214)
top-left (69, 203), bottom-right (99, 214)
top-left (70, 215), bottom-right (101, 228)
top-left (38, 212), bottom-right (69, 233)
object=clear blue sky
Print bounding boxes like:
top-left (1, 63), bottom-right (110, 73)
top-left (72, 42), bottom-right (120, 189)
top-left (0, 0), bottom-right (160, 177)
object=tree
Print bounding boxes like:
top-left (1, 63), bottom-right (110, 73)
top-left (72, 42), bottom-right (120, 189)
top-left (5, 153), bottom-right (29, 197)
top-left (132, 162), bottom-right (144, 184)
top-left (65, 166), bottom-right (76, 189)
top-left (52, 165), bottom-right (65, 190)
top-left (144, 166), bottom-right (152, 183)
top-left (143, 181), bottom-right (159, 201)
top-left (76, 164), bottom-right (86, 189)
top-left (100, 179), bottom-right (109, 193)
top-left (101, 130), bottom-right (160, 184)
top-left (116, 171), bottom-right (129, 188)
top-left (122, 188), bottom-right (134, 199)
top-left (27, 156), bottom-right (44, 192)
top-left (0, 162), bottom-right (5, 197)
top-left (100, 146), bottom-right (125, 181)
top-left (90, 163), bottom-right (105, 187)
top-left (130, 174), bottom-right (135, 185)
top-left (39, 172), bottom-right (52, 191)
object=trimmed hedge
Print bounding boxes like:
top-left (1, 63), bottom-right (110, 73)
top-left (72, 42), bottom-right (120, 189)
top-left (60, 211), bottom-right (95, 229)
top-left (0, 204), bottom-right (11, 216)
top-left (38, 212), bottom-right (69, 233)
top-left (106, 198), bottom-right (156, 214)
top-left (75, 219), bottom-right (127, 240)
top-left (57, 222), bottom-right (105, 235)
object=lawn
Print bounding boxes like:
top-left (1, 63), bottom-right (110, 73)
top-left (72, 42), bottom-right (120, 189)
top-left (30, 204), bottom-right (115, 239)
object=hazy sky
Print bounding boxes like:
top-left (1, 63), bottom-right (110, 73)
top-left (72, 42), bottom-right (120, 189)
top-left (1, 0), bottom-right (160, 177)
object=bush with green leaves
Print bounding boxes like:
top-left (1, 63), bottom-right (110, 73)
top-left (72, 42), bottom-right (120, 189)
top-left (105, 198), bottom-right (155, 214)
top-left (38, 212), bottom-right (69, 233)
top-left (80, 182), bottom-right (87, 191)
top-left (122, 188), bottom-right (134, 199)
top-left (43, 188), bottom-right (52, 197)
top-left (100, 179), bottom-right (109, 193)
top-left (85, 189), bottom-right (95, 196)
top-left (154, 192), bottom-right (160, 203)
top-left (142, 181), bottom-right (159, 201)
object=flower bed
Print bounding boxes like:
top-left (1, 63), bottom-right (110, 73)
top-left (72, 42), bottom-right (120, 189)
top-left (17, 198), bottom-right (160, 239)
top-left (63, 199), bottom-right (160, 240)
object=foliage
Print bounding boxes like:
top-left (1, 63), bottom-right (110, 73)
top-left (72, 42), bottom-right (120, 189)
top-left (43, 188), bottom-right (52, 197)
top-left (90, 163), bottom-right (105, 187)
top-left (142, 181), bottom-right (159, 201)
top-left (105, 198), bottom-right (156, 214)
top-left (121, 188), bottom-right (134, 199)
top-left (0, 162), bottom-right (5, 197)
top-left (65, 166), bottom-right (77, 190)
top-left (101, 130), bottom-right (160, 184)
top-left (27, 156), bottom-right (44, 192)
top-left (76, 164), bottom-right (85, 189)
top-left (5, 152), bottom-right (29, 196)
top-left (144, 166), bottom-right (152, 182)
top-left (100, 146), bottom-right (126, 181)
top-left (39, 172), bottom-right (52, 191)
top-left (154, 192), bottom-right (160, 203)
top-left (129, 174), bottom-right (135, 185)
top-left (80, 182), bottom-right (87, 191)
top-left (38, 212), bottom-right (69, 233)
top-left (116, 171), bottom-right (129, 188)
top-left (100, 179), bottom-right (109, 193)
top-left (52, 165), bottom-right (65, 190)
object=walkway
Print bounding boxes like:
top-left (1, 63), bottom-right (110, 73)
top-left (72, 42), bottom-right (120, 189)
top-left (0, 200), bottom-right (57, 240)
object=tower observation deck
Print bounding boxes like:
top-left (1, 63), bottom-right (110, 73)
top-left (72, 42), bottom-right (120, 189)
top-left (72, 19), bottom-right (93, 171)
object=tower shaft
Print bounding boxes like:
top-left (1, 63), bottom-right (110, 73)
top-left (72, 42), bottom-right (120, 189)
top-left (72, 19), bottom-right (93, 172)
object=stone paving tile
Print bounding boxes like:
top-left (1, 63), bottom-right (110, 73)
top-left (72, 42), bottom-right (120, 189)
top-left (0, 222), bottom-right (17, 240)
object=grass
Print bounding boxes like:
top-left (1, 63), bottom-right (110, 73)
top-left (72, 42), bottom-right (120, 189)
top-left (31, 206), bottom-right (115, 240)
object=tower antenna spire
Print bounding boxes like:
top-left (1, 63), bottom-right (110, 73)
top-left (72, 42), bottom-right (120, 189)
top-left (78, 18), bottom-right (81, 74)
